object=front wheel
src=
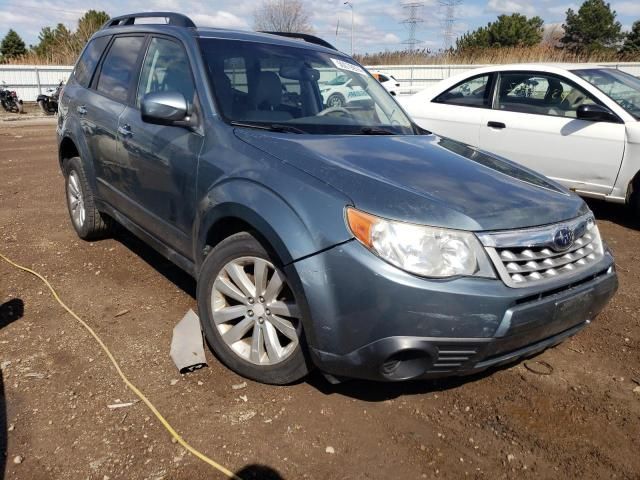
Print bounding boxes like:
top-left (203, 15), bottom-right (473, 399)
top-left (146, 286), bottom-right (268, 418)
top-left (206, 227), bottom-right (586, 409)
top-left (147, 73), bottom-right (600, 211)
top-left (326, 93), bottom-right (345, 108)
top-left (197, 232), bottom-right (310, 384)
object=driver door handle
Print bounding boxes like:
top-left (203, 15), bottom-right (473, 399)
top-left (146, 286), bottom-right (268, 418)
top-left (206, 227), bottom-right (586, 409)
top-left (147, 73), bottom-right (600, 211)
top-left (117, 124), bottom-right (133, 137)
top-left (487, 121), bottom-right (506, 129)
top-left (76, 105), bottom-right (87, 115)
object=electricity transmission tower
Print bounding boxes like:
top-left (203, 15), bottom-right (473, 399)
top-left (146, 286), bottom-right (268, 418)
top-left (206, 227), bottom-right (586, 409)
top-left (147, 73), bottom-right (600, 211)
top-left (401, 2), bottom-right (424, 51)
top-left (440, 0), bottom-right (462, 50)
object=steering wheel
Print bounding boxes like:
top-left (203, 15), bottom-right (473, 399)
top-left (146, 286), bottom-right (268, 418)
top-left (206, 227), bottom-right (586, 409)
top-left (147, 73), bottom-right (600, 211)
top-left (318, 106), bottom-right (354, 117)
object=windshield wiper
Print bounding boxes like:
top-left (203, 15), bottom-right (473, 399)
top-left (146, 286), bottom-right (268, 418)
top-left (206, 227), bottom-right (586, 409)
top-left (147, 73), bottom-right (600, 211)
top-left (230, 121), bottom-right (305, 134)
top-left (359, 127), bottom-right (397, 135)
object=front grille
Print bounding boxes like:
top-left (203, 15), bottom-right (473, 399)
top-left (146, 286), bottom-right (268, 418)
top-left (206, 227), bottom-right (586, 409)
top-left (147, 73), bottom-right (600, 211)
top-left (478, 214), bottom-right (605, 288)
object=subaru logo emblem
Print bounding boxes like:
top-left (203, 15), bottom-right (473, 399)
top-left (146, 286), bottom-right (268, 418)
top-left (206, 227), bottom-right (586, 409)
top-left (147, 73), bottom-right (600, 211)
top-left (553, 226), bottom-right (574, 251)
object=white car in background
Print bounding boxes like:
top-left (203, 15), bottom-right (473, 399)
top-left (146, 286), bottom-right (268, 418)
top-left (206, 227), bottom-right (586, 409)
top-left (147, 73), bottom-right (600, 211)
top-left (320, 73), bottom-right (370, 107)
top-left (371, 71), bottom-right (401, 96)
top-left (402, 64), bottom-right (640, 213)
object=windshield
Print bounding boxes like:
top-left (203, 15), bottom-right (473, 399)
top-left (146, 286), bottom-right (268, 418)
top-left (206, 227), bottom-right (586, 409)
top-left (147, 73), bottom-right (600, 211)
top-left (573, 68), bottom-right (640, 120)
top-left (325, 74), bottom-right (349, 86)
top-left (198, 38), bottom-right (415, 135)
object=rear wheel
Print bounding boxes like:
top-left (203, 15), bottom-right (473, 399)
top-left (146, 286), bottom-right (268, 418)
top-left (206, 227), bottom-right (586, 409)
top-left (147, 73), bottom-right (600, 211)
top-left (197, 232), bottom-right (310, 384)
top-left (64, 157), bottom-right (113, 240)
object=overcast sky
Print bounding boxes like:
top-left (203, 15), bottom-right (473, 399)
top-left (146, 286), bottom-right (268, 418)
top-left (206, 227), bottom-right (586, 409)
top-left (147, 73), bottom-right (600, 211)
top-left (1, 0), bottom-right (639, 54)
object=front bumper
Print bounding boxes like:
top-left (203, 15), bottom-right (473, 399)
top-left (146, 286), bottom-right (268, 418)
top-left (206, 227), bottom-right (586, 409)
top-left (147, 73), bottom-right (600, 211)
top-left (289, 240), bottom-right (617, 382)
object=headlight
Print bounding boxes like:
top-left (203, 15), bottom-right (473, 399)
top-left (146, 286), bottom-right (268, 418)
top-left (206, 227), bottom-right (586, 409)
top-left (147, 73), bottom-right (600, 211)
top-left (346, 207), bottom-right (495, 278)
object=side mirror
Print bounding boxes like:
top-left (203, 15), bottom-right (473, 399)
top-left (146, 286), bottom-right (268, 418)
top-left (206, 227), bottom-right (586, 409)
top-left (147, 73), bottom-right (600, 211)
top-left (576, 104), bottom-right (618, 123)
top-left (141, 91), bottom-right (189, 125)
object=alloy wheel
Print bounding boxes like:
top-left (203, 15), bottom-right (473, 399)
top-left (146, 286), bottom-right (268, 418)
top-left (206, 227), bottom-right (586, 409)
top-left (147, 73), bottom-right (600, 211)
top-left (67, 171), bottom-right (85, 228)
top-left (211, 256), bottom-right (301, 366)
top-left (328, 95), bottom-right (344, 107)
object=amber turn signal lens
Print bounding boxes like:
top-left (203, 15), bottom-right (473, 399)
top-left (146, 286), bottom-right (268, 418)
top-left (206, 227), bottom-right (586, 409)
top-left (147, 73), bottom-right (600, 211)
top-left (346, 207), bottom-right (378, 248)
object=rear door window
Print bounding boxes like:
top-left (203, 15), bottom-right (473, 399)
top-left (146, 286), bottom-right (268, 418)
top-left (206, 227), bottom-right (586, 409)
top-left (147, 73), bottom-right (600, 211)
top-left (96, 36), bottom-right (145, 104)
top-left (434, 74), bottom-right (493, 108)
top-left (73, 36), bottom-right (111, 88)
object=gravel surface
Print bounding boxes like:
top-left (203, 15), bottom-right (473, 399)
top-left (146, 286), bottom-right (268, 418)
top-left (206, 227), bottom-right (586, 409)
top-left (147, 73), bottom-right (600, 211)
top-left (1, 120), bottom-right (639, 480)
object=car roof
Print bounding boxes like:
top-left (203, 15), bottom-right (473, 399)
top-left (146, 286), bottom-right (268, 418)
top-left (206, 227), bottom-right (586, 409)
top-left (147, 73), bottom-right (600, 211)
top-left (197, 28), bottom-right (347, 56)
top-left (480, 63), bottom-right (613, 72)
top-left (93, 23), bottom-right (347, 57)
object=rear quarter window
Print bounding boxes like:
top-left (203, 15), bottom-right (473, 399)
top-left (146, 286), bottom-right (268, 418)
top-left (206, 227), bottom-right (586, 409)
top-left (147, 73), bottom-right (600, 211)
top-left (73, 36), bottom-right (111, 88)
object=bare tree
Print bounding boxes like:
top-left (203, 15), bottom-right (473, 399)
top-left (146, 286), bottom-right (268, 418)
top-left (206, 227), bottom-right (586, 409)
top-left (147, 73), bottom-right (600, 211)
top-left (542, 23), bottom-right (565, 48)
top-left (253, 0), bottom-right (314, 33)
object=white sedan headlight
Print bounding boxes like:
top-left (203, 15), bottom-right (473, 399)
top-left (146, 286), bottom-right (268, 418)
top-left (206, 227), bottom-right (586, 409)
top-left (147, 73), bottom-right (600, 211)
top-left (346, 207), bottom-right (495, 278)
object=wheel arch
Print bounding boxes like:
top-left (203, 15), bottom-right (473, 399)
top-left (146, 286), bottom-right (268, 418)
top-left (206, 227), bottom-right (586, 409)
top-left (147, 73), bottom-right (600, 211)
top-left (58, 136), bottom-right (80, 170)
top-left (58, 118), bottom-right (98, 191)
top-left (626, 169), bottom-right (640, 204)
top-left (194, 179), bottom-right (332, 273)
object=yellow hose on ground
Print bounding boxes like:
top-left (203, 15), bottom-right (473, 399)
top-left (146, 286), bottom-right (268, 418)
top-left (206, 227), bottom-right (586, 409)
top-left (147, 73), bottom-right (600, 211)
top-left (0, 252), bottom-right (242, 480)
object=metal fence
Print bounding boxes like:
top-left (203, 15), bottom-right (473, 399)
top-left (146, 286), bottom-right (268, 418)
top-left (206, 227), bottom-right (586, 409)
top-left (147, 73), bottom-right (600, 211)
top-left (0, 65), bottom-right (73, 101)
top-left (2, 62), bottom-right (640, 101)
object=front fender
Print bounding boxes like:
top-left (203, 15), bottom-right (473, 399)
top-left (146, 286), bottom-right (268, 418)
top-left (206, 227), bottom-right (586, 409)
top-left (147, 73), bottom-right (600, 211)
top-left (194, 176), bottom-right (352, 271)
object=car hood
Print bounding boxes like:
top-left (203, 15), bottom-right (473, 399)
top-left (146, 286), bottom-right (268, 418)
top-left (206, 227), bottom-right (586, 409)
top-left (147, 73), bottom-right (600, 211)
top-left (235, 130), bottom-right (588, 231)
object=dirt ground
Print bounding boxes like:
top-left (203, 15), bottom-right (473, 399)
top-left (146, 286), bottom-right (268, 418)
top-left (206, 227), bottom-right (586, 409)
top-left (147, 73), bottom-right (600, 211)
top-left (0, 117), bottom-right (639, 480)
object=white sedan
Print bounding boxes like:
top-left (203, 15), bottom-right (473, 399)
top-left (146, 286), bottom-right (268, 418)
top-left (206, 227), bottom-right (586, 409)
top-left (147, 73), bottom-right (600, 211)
top-left (402, 64), bottom-right (640, 212)
top-left (320, 74), bottom-right (370, 107)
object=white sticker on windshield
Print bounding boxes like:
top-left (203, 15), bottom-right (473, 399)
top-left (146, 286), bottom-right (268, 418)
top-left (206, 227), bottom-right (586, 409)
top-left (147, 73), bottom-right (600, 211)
top-left (330, 58), bottom-right (367, 76)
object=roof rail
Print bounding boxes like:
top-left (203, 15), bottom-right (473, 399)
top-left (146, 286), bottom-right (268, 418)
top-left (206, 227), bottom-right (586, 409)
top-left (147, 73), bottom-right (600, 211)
top-left (259, 32), bottom-right (337, 51)
top-left (102, 12), bottom-right (196, 29)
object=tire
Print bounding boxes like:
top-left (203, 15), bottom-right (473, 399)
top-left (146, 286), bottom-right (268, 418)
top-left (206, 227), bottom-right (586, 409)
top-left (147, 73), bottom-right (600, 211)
top-left (63, 156), bottom-right (113, 240)
top-left (197, 232), bottom-right (310, 385)
top-left (17, 101), bottom-right (23, 114)
top-left (326, 93), bottom-right (345, 108)
top-left (630, 189), bottom-right (640, 221)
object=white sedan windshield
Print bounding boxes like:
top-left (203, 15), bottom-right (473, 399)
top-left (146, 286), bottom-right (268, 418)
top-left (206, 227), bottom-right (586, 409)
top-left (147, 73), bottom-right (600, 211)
top-left (573, 68), bottom-right (640, 120)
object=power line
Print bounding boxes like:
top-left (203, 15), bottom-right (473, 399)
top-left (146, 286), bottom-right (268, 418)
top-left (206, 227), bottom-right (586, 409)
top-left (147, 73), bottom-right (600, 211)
top-left (401, 2), bottom-right (424, 51)
top-left (439, 0), bottom-right (462, 50)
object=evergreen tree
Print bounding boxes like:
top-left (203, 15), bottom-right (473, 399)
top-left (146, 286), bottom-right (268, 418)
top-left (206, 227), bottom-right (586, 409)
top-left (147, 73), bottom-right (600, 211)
top-left (561, 0), bottom-right (623, 53)
top-left (76, 10), bottom-right (110, 45)
top-left (621, 21), bottom-right (640, 56)
top-left (0, 29), bottom-right (27, 60)
top-left (456, 14), bottom-right (544, 51)
top-left (33, 24), bottom-right (71, 57)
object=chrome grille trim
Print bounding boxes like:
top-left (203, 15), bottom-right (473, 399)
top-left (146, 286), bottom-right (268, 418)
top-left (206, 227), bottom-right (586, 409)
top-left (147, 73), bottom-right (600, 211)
top-left (477, 214), bottom-right (605, 288)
